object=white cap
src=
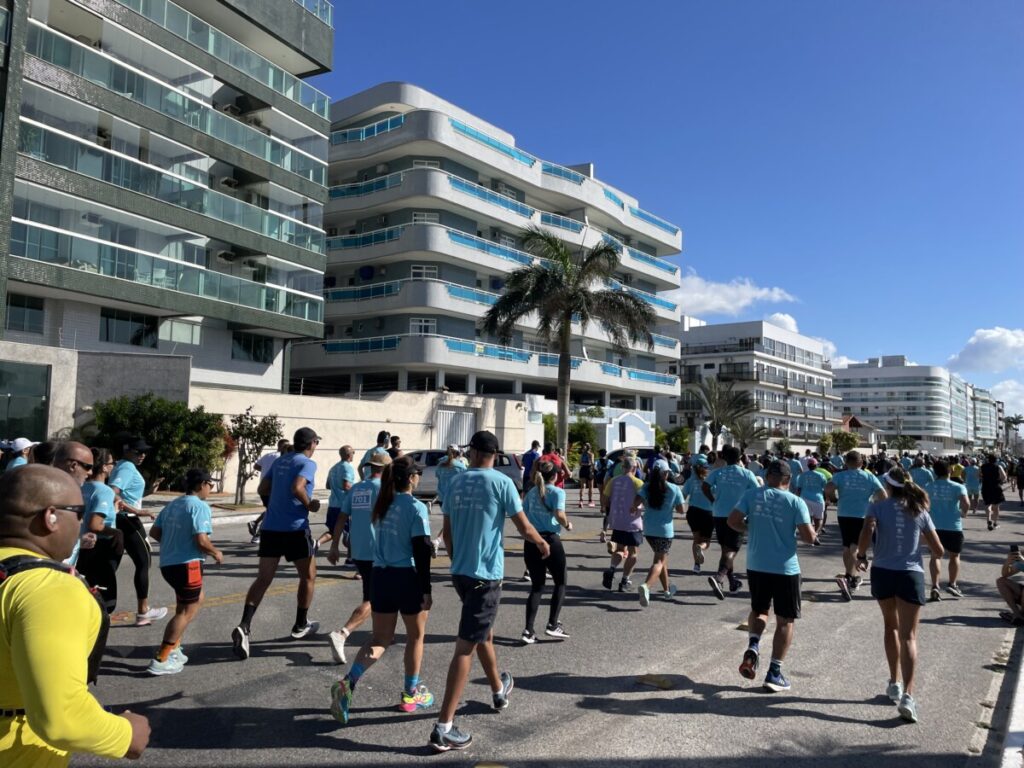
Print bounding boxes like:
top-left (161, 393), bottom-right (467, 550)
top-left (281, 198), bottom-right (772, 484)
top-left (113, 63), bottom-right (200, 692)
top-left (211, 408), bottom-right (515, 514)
top-left (11, 437), bottom-right (36, 452)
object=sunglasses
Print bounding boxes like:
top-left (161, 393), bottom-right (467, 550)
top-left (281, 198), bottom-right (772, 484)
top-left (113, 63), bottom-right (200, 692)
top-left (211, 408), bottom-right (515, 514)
top-left (70, 458), bottom-right (94, 472)
top-left (43, 504), bottom-right (86, 521)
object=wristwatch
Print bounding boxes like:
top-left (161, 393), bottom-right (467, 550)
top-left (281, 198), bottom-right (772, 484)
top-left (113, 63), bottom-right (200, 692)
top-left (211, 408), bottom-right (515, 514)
top-left (856, 553), bottom-right (868, 561)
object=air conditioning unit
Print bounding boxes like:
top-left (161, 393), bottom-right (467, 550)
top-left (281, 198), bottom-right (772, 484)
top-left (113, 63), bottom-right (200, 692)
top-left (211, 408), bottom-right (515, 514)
top-left (218, 177), bottom-right (239, 189)
top-left (81, 212), bottom-right (102, 227)
top-left (376, 163), bottom-right (389, 174)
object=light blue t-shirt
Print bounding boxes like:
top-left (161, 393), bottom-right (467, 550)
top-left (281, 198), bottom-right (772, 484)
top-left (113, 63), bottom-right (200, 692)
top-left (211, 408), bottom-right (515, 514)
top-left (900, 456), bottom-right (913, 470)
top-left (925, 478), bottom-right (968, 531)
top-left (682, 474), bottom-right (713, 511)
top-left (832, 469), bottom-right (884, 519)
top-left (788, 459), bottom-right (803, 478)
top-left (437, 458), bottom-right (468, 503)
top-left (638, 482), bottom-right (683, 539)
top-left (964, 465), bottom-right (981, 491)
top-left (706, 464), bottom-right (760, 518)
top-left (155, 494), bottom-right (213, 566)
top-left (81, 481), bottom-right (117, 528)
top-left (795, 470), bottom-right (827, 505)
top-left (736, 487), bottom-right (811, 576)
top-left (359, 446), bottom-right (388, 476)
top-left (263, 452), bottom-right (317, 532)
top-left (343, 477), bottom-right (381, 562)
top-left (109, 460), bottom-right (145, 508)
top-left (373, 493), bottom-right (431, 568)
top-left (6, 456), bottom-right (27, 472)
top-left (523, 484), bottom-right (566, 535)
top-left (443, 468), bottom-right (522, 581)
top-left (868, 498), bottom-right (935, 573)
top-left (910, 467), bottom-right (935, 487)
top-left (327, 460), bottom-right (356, 510)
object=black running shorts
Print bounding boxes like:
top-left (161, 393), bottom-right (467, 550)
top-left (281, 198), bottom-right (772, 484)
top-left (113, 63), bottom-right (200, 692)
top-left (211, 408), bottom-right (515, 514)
top-left (355, 559), bottom-right (374, 602)
top-left (611, 529), bottom-right (644, 548)
top-left (870, 566), bottom-right (926, 606)
top-left (838, 516), bottom-right (865, 548)
top-left (686, 508), bottom-right (714, 539)
top-left (714, 517), bottom-right (741, 552)
top-left (258, 528), bottom-right (315, 562)
top-left (370, 567), bottom-right (425, 615)
top-left (936, 529), bottom-right (964, 555)
top-left (646, 536), bottom-right (673, 555)
top-left (747, 569), bottom-right (801, 620)
top-left (160, 561), bottom-right (203, 605)
top-left (452, 574), bottom-right (502, 644)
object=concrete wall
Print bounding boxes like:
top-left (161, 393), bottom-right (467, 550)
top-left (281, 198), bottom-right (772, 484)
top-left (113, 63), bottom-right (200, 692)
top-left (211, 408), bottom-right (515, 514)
top-left (0, 340), bottom-right (78, 438)
top-left (76, 351), bottom-right (191, 409)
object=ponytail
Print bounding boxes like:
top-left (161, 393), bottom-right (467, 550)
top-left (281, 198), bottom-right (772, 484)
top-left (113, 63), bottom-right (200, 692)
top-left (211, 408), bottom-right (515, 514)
top-left (886, 466), bottom-right (929, 518)
top-left (532, 460), bottom-right (557, 512)
top-left (372, 454), bottom-right (417, 523)
top-left (647, 466), bottom-right (668, 509)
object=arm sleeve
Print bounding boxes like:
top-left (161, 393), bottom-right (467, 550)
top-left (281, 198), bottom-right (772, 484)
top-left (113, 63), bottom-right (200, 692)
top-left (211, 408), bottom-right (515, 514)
top-left (10, 576), bottom-right (133, 758)
top-left (411, 537), bottom-right (433, 595)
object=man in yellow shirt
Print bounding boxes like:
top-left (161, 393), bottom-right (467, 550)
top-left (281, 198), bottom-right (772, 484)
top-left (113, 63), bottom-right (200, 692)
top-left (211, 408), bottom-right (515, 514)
top-left (0, 465), bottom-right (150, 766)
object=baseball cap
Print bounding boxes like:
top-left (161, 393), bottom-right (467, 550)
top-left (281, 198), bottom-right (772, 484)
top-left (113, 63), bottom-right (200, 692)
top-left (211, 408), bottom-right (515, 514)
top-left (367, 452), bottom-right (392, 468)
top-left (293, 427), bottom-right (320, 447)
top-left (692, 455), bottom-right (709, 466)
top-left (185, 468), bottom-right (214, 486)
top-left (11, 437), bottom-right (36, 452)
top-left (468, 430), bottom-right (500, 454)
top-left (807, 458), bottom-right (818, 468)
top-left (447, 443), bottom-right (461, 454)
top-left (123, 437), bottom-right (152, 453)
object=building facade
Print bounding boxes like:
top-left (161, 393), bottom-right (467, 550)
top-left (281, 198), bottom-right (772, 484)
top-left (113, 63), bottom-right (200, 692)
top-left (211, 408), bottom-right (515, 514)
top-left (657, 319), bottom-right (841, 450)
top-left (289, 83), bottom-right (682, 410)
top-left (0, 0), bottom-right (332, 414)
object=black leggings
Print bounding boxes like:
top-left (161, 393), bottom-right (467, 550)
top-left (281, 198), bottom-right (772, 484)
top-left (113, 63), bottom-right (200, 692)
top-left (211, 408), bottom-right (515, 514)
top-left (77, 535), bottom-right (123, 613)
top-left (117, 513), bottom-right (151, 602)
top-left (524, 533), bottom-right (567, 633)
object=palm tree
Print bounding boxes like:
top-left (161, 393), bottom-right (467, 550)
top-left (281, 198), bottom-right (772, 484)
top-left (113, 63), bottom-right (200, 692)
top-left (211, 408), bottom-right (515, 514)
top-left (727, 415), bottom-right (769, 453)
top-left (480, 226), bottom-right (657, 452)
top-left (688, 377), bottom-right (756, 448)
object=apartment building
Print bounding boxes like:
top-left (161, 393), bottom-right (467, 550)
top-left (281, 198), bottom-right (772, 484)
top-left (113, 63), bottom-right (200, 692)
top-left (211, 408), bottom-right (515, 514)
top-left (0, 0), bottom-right (332, 417)
top-left (290, 83), bottom-right (683, 411)
top-left (657, 319), bottom-right (841, 450)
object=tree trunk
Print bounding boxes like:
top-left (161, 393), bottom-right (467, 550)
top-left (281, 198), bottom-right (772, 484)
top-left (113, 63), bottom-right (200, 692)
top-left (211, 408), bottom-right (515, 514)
top-left (557, 321), bottom-right (573, 455)
top-left (234, 451), bottom-right (246, 505)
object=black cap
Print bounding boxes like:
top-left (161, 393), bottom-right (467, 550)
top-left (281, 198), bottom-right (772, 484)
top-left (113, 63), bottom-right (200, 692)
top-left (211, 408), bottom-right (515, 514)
top-left (293, 427), bottom-right (321, 449)
top-left (185, 468), bottom-right (214, 487)
top-left (469, 430), bottom-right (500, 454)
top-left (766, 460), bottom-right (792, 477)
top-left (124, 437), bottom-right (152, 453)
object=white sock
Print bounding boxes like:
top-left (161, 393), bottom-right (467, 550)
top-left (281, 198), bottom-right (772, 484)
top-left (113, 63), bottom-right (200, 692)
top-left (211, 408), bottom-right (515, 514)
top-left (437, 721), bottom-right (452, 733)
top-left (340, 627), bottom-right (350, 638)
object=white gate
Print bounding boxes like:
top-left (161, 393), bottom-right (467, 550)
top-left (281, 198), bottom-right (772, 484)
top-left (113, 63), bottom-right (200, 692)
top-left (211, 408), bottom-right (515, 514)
top-left (436, 408), bottom-right (476, 447)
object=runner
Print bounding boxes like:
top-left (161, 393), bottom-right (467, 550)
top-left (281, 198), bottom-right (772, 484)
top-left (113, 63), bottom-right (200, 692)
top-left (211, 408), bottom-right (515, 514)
top-left (360, 431), bottom-right (390, 479)
top-left (539, 442), bottom-right (570, 488)
top-left (825, 451), bottom-right (887, 600)
top-left (682, 459), bottom-right (713, 573)
top-left (1016, 458), bottom-right (1024, 504)
top-left (319, 446), bottom-right (356, 551)
top-left (856, 466), bottom-right (943, 723)
top-left (637, 466), bottom-right (684, 606)
top-left (980, 454), bottom-right (1007, 531)
top-left (74, 449), bottom-right (122, 613)
top-left (794, 458), bottom-right (827, 542)
top-left (520, 460), bottom-right (572, 643)
top-left (429, 431), bottom-right (549, 752)
top-left (326, 452), bottom-right (391, 664)
top-left (601, 457), bottom-right (644, 592)
top-left (521, 440), bottom-right (541, 493)
top-left (594, 449), bottom-right (611, 542)
top-left (387, 435), bottom-right (403, 460)
top-left (436, 445), bottom-right (468, 506)
top-left (148, 469), bottom-right (223, 676)
top-left (232, 427), bottom-right (322, 660)
top-left (4, 437), bottom-right (34, 471)
top-left (330, 455), bottom-right (435, 724)
top-left (248, 439), bottom-right (290, 544)
top-left (731, 460), bottom-right (814, 692)
top-left (923, 460), bottom-right (969, 601)
top-left (703, 446), bottom-right (760, 599)
top-left (909, 458), bottom-right (935, 490)
top-left (578, 443), bottom-right (595, 508)
top-left (109, 437), bottom-right (166, 627)
top-left (963, 459), bottom-right (982, 514)
top-left (900, 452), bottom-right (913, 471)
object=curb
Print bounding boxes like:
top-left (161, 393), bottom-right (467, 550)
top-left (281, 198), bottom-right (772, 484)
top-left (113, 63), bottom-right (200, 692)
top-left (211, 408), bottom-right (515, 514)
top-left (1004, 631), bottom-right (1024, 768)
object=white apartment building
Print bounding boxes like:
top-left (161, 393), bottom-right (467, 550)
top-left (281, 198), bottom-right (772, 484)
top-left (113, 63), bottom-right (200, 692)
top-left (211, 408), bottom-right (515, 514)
top-left (657, 319), bottom-right (841, 450)
top-left (289, 83), bottom-right (683, 410)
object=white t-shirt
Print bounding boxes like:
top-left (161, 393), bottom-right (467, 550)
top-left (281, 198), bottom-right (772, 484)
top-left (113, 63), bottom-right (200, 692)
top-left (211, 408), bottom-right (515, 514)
top-left (256, 451), bottom-right (280, 475)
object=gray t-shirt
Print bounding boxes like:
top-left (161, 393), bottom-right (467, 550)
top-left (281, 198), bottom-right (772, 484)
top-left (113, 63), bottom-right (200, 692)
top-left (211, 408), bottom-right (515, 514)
top-left (867, 498), bottom-right (935, 573)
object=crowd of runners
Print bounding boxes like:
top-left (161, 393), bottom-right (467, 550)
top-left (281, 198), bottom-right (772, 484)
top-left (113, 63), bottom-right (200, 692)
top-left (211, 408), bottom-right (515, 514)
top-left (1, 429), bottom-right (1023, 763)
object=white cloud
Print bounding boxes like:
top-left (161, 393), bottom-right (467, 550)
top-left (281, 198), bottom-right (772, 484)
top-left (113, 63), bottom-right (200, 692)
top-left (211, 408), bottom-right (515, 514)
top-left (809, 335), bottom-right (861, 369)
top-left (665, 269), bottom-right (796, 317)
top-left (765, 312), bottom-right (799, 333)
top-left (993, 379), bottom-right (1024, 417)
top-left (830, 355), bottom-right (861, 369)
top-left (948, 327), bottom-right (1024, 373)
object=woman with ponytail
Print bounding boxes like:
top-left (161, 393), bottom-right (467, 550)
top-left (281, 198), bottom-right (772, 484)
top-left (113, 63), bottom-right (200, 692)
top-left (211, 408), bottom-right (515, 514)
top-left (520, 460), bottom-right (572, 644)
top-left (330, 455), bottom-right (435, 725)
top-left (75, 448), bottom-right (123, 612)
top-left (637, 466), bottom-right (684, 607)
top-left (855, 465), bottom-right (943, 724)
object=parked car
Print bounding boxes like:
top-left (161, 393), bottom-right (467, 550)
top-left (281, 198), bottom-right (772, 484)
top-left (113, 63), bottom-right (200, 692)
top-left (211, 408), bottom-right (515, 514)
top-left (404, 449), bottom-right (523, 498)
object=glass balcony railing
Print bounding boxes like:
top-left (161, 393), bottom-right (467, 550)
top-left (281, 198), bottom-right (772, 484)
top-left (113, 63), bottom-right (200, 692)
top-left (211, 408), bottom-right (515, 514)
top-left (538, 354), bottom-right (582, 369)
top-left (326, 225), bottom-right (404, 250)
top-left (449, 176), bottom-right (535, 217)
top-left (601, 362), bottom-right (623, 377)
top-left (603, 187), bottom-right (625, 209)
top-left (540, 212), bottom-right (583, 233)
top-left (608, 279), bottom-right (678, 312)
top-left (26, 25), bottom-right (326, 184)
top-left (20, 121), bottom-right (324, 253)
top-left (449, 119), bottom-right (536, 167)
top-left (628, 248), bottom-right (678, 275)
top-left (324, 281), bottom-right (401, 301)
top-left (324, 336), bottom-right (401, 353)
top-left (331, 115), bottom-right (405, 144)
top-left (447, 229), bottom-right (534, 265)
top-left (446, 337), bottom-right (532, 363)
top-left (541, 162), bottom-right (584, 185)
top-left (629, 205), bottom-right (679, 236)
top-left (651, 333), bottom-right (678, 348)
top-left (329, 172), bottom-right (404, 198)
top-left (112, 0), bottom-right (329, 117)
top-left (293, 0), bottom-right (333, 26)
top-left (10, 222), bottom-right (322, 321)
top-left (627, 369), bottom-right (677, 386)
top-left (447, 284), bottom-right (498, 306)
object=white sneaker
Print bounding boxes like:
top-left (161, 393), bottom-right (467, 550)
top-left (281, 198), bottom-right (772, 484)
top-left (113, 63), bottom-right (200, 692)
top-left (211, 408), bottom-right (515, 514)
top-left (170, 646), bottom-right (188, 665)
top-left (135, 607), bottom-right (168, 627)
top-left (148, 656), bottom-right (184, 676)
top-left (290, 620), bottom-right (319, 639)
top-left (886, 680), bottom-right (903, 703)
top-left (328, 630), bottom-right (348, 664)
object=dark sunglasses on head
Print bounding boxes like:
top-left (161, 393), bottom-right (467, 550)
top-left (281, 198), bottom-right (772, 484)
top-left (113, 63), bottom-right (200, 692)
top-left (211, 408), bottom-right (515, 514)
top-left (43, 504), bottom-right (86, 521)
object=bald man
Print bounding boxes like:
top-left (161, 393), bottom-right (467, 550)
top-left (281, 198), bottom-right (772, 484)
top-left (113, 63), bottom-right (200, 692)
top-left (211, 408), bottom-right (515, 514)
top-left (0, 465), bottom-right (149, 766)
top-left (53, 441), bottom-right (93, 485)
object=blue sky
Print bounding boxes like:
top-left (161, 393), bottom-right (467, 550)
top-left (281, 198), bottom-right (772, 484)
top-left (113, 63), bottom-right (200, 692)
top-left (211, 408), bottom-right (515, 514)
top-left (310, 1), bottom-right (1024, 413)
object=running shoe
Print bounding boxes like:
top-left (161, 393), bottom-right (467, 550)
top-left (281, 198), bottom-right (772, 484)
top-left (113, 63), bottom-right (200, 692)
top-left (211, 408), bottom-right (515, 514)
top-left (739, 648), bottom-right (759, 680)
top-left (662, 584), bottom-right (678, 599)
top-left (399, 684), bottom-right (434, 713)
top-left (763, 667), bottom-right (791, 692)
top-left (429, 724), bottom-right (472, 752)
top-left (886, 680), bottom-right (904, 703)
top-left (693, 563), bottom-right (702, 575)
top-left (290, 620), bottom-right (319, 639)
top-left (602, 568), bottom-right (614, 590)
top-left (587, 502), bottom-right (596, 508)
top-left (850, 575), bottom-right (864, 591)
top-left (638, 584), bottom-right (651, 607)
top-left (147, 656), bottom-right (184, 676)
top-left (330, 678), bottom-right (354, 724)
top-left (521, 629), bottom-right (537, 645)
top-left (545, 623), bottom-right (570, 639)
top-left (618, 578), bottom-right (633, 593)
top-left (836, 575), bottom-right (852, 602)
top-left (599, 531), bottom-right (607, 544)
top-left (695, 548), bottom-right (705, 566)
top-left (994, 522), bottom-right (1000, 530)
top-left (728, 575), bottom-right (743, 594)
top-left (708, 575), bottom-right (725, 601)
top-left (135, 607), bottom-right (168, 627)
top-left (328, 630), bottom-right (348, 664)
top-left (231, 626), bottom-right (250, 660)
top-left (247, 519), bottom-right (259, 537)
top-left (430, 538), bottom-right (439, 558)
top-left (519, 570), bottom-right (531, 583)
top-left (929, 587), bottom-right (942, 603)
top-left (946, 583), bottom-right (964, 598)
top-left (897, 693), bottom-right (918, 723)
top-left (170, 646), bottom-right (188, 665)
top-left (812, 538), bottom-right (822, 547)
top-left (606, 541), bottom-right (616, 555)
top-left (492, 672), bottom-right (514, 710)
top-left (250, 534), bottom-right (260, 545)
top-left (988, 520), bottom-right (994, 531)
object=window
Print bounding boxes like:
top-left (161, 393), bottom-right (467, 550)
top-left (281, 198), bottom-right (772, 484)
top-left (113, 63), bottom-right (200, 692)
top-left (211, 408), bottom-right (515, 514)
top-left (412, 160), bottom-right (440, 169)
top-left (232, 332), bottom-right (274, 364)
top-left (410, 264), bottom-right (438, 280)
top-left (412, 211), bottom-right (440, 224)
top-left (158, 319), bottom-right (201, 345)
top-left (703, 362), bottom-right (716, 369)
top-left (497, 233), bottom-right (517, 248)
top-left (523, 339), bottom-right (548, 353)
top-left (409, 318), bottom-right (436, 336)
top-left (5, 294), bottom-right (44, 334)
top-left (100, 308), bottom-right (157, 347)
top-left (669, 414), bottom-right (678, 425)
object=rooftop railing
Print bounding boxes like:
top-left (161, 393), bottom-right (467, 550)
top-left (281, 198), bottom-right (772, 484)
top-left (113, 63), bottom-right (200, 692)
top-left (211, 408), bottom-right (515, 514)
top-left (629, 205), bottom-right (680, 235)
top-left (331, 115), bottom-right (405, 145)
top-left (293, 0), bottom-right (333, 27)
top-left (449, 119), bottom-right (536, 166)
top-left (541, 162), bottom-right (585, 185)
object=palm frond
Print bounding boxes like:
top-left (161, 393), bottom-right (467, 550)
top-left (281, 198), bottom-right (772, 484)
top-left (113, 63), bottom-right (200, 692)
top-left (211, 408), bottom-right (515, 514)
top-left (587, 290), bottom-right (656, 350)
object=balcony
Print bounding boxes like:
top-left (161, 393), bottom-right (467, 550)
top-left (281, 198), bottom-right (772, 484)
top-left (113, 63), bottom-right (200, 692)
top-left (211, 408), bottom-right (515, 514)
top-left (449, 119), bottom-right (536, 167)
top-left (331, 115), bottom-right (405, 145)
top-left (541, 162), bottom-right (585, 185)
top-left (628, 206), bottom-right (679, 236)
top-left (293, 0), bottom-right (333, 27)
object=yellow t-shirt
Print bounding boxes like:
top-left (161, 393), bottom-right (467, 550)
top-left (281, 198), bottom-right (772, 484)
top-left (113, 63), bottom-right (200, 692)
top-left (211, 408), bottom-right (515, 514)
top-left (950, 463), bottom-right (964, 480)
top-left (0, 546), bottom-right (132, 767)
